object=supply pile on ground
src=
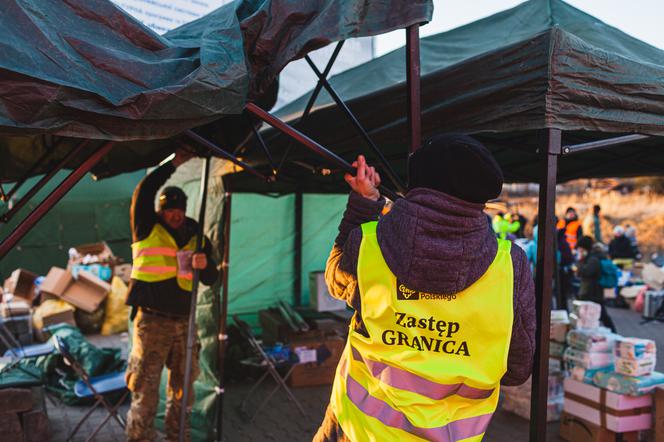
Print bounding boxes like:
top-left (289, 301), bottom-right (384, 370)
top-left (500, 309), bottom-right (568, 422)
top-left (0, 242), bottom-right (130, 353)
top-left (558, 301), bottom-right (664, 441)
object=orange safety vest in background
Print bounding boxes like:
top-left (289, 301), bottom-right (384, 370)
top-left (557, 219), bottom-right (581, 250)
top-left (330, 221), bottom-right (514, 441)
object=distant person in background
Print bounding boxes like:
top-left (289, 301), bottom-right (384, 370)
top-left (557, 207), bottom-right (583, 250)
top-left (576, 236), bottom-right (617, 332)
top-left (582, 204), bottom-right (603, 243)
top-left (625, 225), bottom-right (642, 260)
top-left (493, 212), bottom-right (521, 240)
top-left (515, 210), bottom-right (528, 239)
top-left (609, 226), bottom-right (636, 260)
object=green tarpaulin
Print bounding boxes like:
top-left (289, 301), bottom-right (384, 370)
top-left (227, 0), bottom-right (664, 193)
top-left (0, 0), bottom-right (432, 181)
top-left (156, 159), bottom-right (346, 440)
top-left (0, 170), bottom-right (144, 276)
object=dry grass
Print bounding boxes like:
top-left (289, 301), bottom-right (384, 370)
top-left (498, 191), bottom-right (664, 259)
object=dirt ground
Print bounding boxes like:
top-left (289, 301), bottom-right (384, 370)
top-left (47, 307), bottom-right (662, 441)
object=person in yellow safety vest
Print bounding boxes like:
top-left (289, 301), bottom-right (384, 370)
top-left (314, 134), bottom-right (536, 442)
top-left (556, 207), bottom-right (583, 250)
top-left (125, 148), bottom-right (219, 442)
top-left (492, 212), bottom-right (520, 240)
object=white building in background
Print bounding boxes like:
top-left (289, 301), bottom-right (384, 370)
top-left (112, 0), bottom-right (374, 109)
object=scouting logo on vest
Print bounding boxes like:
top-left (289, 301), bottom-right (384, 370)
top-left (397, 282), bottom-right (419, 300)
top-left (397, 281), bottom-right (457, 301)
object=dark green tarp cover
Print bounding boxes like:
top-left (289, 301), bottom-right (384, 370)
top-left (0, 170), bottom-right (143, 276)
top-left (0, 0), bottom-right (432, 181)
top-left (11, 324), bottom-right (125, 405)
top-left (227, 0), bottom-right (664, 193)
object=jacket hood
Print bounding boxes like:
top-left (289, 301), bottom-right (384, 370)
top-left (376, 188), bottom-right (499, 295)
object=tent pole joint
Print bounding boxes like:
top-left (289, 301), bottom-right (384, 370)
top-left (245, 103), bottom-right (400, 201)
top-left (303, 55), bottom-right (406, 192)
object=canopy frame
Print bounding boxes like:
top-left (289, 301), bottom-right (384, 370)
top-left (6, 11), bottom-right (658, 440)
top-left (1, 140), bottom-right (90, 225)
top-left (0, 141), bottom-right (114, 259)
top-left (274, 41), bottom-right (346, 176)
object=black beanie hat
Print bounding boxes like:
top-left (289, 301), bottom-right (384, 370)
top-left (407, 133), bottom-right (504, 203)
top-left (159, 186), bottom-right (187, 211)
top-left (577, 236), bottom-right (594, 252)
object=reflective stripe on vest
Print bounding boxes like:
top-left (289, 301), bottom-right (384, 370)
top-left (131, 223), bottom-right (199, 291)
top-left (330, 221), bottom-right (514, 442)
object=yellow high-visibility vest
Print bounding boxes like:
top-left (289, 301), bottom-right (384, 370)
top-left (130, 223), bottom-right (199, 291)
top-left (331, 221), bottom-right (514, 442)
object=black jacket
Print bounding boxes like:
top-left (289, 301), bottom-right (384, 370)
top-left (609, 236), bottom-right (635, 260)
top-left (577, 249), bottom-right (606, 303)
top-left (125, 162), bottom-right (219, 316)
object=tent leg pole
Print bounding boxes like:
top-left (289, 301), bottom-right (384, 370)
top-left (1, 140), bottom-right (91, 224)
top-left (406, 24), bottom-right (421, 153)
top-left (216, 183), bottom-right (232, 442)
top-left (529, 129), bottom-right (561, 442)
top-left (294, 192), bottom-right (303, 306)
top-left (179, 156), bottom-right (212, 442)
top-left (0, 141), bottom-right (112, 260)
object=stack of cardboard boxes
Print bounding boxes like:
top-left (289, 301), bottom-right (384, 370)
top-left (501, 310), bottom-right (568, 421)
top-left (1, 241), bottom-right (131, 342)
top-left (0, 387), bottom-right (49, 442)
top-left (258, 306), bottom-right (346, 388)
top-left (560, 301), bottom-right (664, 441)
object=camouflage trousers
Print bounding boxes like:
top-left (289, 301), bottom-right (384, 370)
top-left (125, 310), bottom-right (200, 442)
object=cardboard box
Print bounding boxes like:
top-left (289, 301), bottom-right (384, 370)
top-left (35, 308), bottom-right (75, 342)
top-left (655, 386), bottom-right (664, 442)
top-left (113, 264), bottom-right (132, 284)
top-left (560, 411), bottom-right (638, 442)
top-left (0, 300), bottom-right (30, 318)
top-left (309, 272), bottom-right (346, 312)
top-left (550, 322), bottom-right (569, 343)
top-left (563, 378), bottom-right (653, 433)
top-left (42, 309), bottom-right (76, 329)
top-left (68, 241), bottom-right (116, 267)
top-left (287, 335), bottom-right (344, 387)
top-left (259, 308), bottom-right (293, 346)
top-left (3, 269), bottom-right (38, 302)
top-left (40, 267), bottom-right (110, 313)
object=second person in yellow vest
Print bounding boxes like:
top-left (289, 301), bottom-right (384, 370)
top-left (125, 148), bottom-right (219, 442)
top-left (314, 133), bottom-right (536, 442)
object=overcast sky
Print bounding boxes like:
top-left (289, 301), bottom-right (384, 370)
top-left (375, 0), bottom-right (664, 56)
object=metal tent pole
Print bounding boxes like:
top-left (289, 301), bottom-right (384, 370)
top-left (178, 156), bottom-right (212, 442)
top-left (529, 129), bottom-right (561, 442)
top-left (0, 141), bottom-right (113, 259)
top-left (406, 24), bottom-right (422, 153)
top-left (1, 140), bottom-right (91, 224)
top-left (216, 184), bottom-right (232, 441)
top-left (245, 103), bottom-right (400, 201)
top-left (294, 191), bottom-right (303, 306)
top-left (184, 130), bottom-right (270, 182)
top-left (304, 55), bottom-right (407, 193)
top-left (2, 142), bottom-right (58, 203)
